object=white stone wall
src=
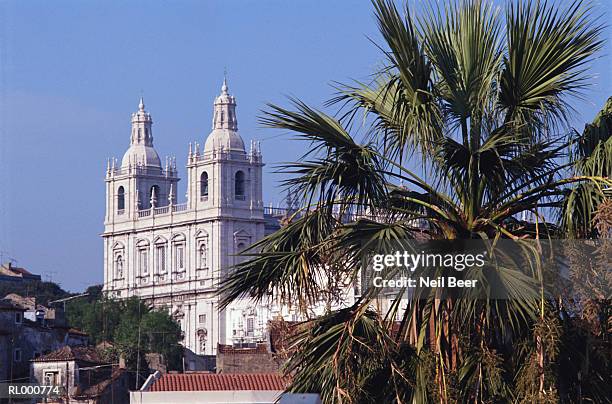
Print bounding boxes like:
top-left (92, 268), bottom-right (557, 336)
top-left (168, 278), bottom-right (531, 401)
top-left (103, 87), bottom-right (354, 358)
top-left (103, 87), bottom-right (268, 356)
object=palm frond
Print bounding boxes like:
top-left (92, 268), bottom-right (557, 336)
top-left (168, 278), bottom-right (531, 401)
top-left (500, 0), bottom-right (604, 133)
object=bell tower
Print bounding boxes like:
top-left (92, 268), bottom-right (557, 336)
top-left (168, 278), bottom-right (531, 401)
top-left (105, 98), bottom-right (179, 224)
top-left (185, 79), bottom-right (266, 346)
top-left (186, 78), bottom-right (264, 213)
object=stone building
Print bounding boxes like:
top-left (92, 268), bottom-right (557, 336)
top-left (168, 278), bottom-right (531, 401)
top-left (131, 372), bottom-right (288, 404)
top-left (0, 262), bottom-right (41, 284)
top-left (0, 295), bottom-right (89, 383)
top-left (102, 80), bottom-right (356, 362)
top-left (216, 343), bottom-right (283, 374)
top-left (30, 345), bottom-right (130, 404)
top-left (102, 80), bottom-right (280, 360)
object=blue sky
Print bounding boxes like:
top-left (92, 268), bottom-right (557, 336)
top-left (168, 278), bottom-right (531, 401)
top-left (0, 0), bottom-right (610, 292)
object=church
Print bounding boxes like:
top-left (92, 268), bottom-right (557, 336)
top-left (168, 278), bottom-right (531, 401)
top-left (101, 80), bottom-right (299, 360)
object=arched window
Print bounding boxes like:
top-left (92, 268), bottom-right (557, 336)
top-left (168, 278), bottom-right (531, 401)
top-left (235, 171), bottom-right (245, 199)
top-left (150, 185), bottom-right (160, 207)
top-left (117, 186), bottom-right (125, 212)
top-left (200, 172), bottom-right (209, 199)
top-left (115, 255), bottom-right (123, 279)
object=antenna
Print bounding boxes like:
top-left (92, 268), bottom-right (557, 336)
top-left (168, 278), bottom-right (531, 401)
top-left (0, 251), bottom-right (17, 266)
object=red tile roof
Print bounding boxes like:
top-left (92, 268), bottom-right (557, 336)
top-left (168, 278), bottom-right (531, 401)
top-left (150, 373), bottom-right (288, 392)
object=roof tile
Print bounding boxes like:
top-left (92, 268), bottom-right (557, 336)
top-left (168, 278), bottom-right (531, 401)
top-left (150, 373), bottom-right (288, 392)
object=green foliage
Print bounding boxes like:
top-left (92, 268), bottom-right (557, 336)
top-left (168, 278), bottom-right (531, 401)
top-left (564, 97), bottom-right (612, 237)
top-left (219, 0), bottom-right (611, 402)
top-left (66, 295), bottom-right (183, 371)
top-left (0, 280), bottom-right (71, 306)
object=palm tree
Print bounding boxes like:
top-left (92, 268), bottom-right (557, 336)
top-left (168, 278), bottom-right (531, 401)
top-left (564, 96), bottom-right (612, 237)
top-left (220, 0), bottom-right (610, 402)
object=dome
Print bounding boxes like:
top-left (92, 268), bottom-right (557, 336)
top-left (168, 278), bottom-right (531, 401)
top-left (203, 78), bottom-right (245, 153)
top-left (204, 129), bottom-right (245, 153)
top-left (120, 97), bottom-right (162, 168)
top-left (121, 144), bottom-right (162, 167)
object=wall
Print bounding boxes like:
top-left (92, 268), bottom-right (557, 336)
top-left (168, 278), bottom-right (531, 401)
top-left (130, 390), bottom-right (282, 404)
top-left (216, 348), bottom-right (282, 374)
top-left (31, 360), bottom-right (77, 390)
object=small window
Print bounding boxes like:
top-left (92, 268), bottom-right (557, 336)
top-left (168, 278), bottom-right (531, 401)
top-left (44, 371), bottom-right (59, 385)
top-left (198, 243), bottom-right (207, 269)
top-left (175, 245), bottom-right (185, 270)
top-left (156, 244), bottom-right (167, 273)
top-left (139, 249), bottom-right (149, 275)
top-left (13, 348), bottom-right (21, 362)
top-left (117, 186), bottom-right (125, 212)
top-left (246, 318), bottom-right (254, 336)
top-left (115, 255), bottom-right (124, 279)
top-left (235, 171), bottom-right (245, 199)
top-left (14, 312), bottom-right (22, 324)
top-left (200, 172), bottom-right (209, 199)
top-left (198, 314), bottom-right (206, 324)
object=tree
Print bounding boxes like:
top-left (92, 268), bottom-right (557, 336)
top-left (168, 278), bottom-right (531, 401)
top-left (564, 96), bottom-right (612, 237)
top-left (220, 0), bottom-right (611, 402)
top-left (66, 296), bottom-right (183, 371)
top-left (0, 280), bottom-right (71, 306)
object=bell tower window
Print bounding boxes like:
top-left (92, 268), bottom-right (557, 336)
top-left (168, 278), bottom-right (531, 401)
top-left (117, 186), bottom-right (125, 213)
top-left (235, 171), bottom-right (245, 200)
top-left (200, 172), bottom-right (209, 200)
top-left (149, 185), bottom-right (160, 208)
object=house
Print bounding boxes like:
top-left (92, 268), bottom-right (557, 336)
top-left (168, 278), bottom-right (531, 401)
top-left (0, 299), bottom-right (26, 382)
top-left (0, 294), bottom-right (90, 383)
top-left (3, 293), bottom-right (71, 329)
top-left (130, 372), bottom-right (289, 404)
top-left (0, 262), bottom-right (41, 284)
top-left (31, 345), bottom-right (130, 404)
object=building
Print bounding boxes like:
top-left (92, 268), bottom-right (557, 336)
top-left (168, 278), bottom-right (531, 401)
top-left (102, 79), bottom-right (277, 359)
top-left (0, 299), bottom-right (26, 382)
top-left (216, 343), bottom-right (282, 374)
top-left (102, 80), bottom-right (356, 362)
top-left (130, 372), bottom-right (288, 404)
top-left (0, 262), bottom-right (41, 284)
top-left (0, 294), bottom-right (90, 383)
top-left (31, 345), bottom-right (130, 404)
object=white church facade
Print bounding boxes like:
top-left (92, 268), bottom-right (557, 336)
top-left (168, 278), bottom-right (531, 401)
top-left (101, 80), bottom-right (312, 361)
